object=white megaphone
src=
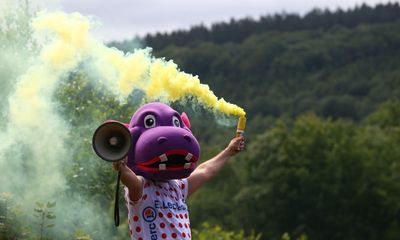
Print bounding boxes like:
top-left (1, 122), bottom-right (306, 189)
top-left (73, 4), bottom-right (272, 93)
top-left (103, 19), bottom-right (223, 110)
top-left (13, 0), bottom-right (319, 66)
top-left (92, 121), bottom-right (132, 162)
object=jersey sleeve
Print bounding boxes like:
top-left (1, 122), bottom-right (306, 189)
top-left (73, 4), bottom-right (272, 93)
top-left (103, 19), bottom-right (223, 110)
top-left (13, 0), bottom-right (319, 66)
top-left (181, 178), bottom-right (189, 200)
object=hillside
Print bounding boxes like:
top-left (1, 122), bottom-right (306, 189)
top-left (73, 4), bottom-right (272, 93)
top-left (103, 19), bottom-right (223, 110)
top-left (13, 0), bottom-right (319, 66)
top-left (142, 2), bottom-right (400, 50)
top-left (112, 3), bottom-right (400, 132)
top-left (155, 21), bottom-right (400, 122)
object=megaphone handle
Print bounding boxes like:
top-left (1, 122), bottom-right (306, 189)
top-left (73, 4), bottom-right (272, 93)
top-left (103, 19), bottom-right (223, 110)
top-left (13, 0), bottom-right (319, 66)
top-left (114, 171), bottom-right (121, 227)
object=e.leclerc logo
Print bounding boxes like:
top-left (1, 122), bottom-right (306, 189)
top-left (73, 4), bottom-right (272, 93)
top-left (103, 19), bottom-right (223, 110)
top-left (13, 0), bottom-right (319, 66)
top-left (142, 206), bottom-right (157, 222)
top-left (142, 207), bottom-right (158, 239)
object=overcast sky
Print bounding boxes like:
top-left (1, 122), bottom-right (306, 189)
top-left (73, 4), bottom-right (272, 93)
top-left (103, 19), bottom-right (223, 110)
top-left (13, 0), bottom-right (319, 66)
top-left (3, 0), bottom-right (398, 41)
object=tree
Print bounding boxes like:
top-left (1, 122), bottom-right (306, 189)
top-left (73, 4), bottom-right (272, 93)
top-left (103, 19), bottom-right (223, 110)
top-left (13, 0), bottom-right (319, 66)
top-left (234, 108), bottom-right (400, 239)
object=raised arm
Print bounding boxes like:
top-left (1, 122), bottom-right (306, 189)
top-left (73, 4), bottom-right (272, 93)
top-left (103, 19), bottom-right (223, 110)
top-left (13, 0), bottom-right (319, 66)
top-left (113, 157), bottom-right (143, 201)
top-left (187, 136), bottom-right (245, 197)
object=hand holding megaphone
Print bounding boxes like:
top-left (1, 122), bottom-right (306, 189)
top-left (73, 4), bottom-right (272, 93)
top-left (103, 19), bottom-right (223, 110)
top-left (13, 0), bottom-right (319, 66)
top-left (92, 121), bottom-right (133, 227)
top-left (112, 156), bottom-right (128, 171)
top-left (92, 121), bottom-right (132, 162)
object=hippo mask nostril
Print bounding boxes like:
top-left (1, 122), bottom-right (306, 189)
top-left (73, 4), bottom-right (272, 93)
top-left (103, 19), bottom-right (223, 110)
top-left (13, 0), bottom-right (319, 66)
top-left (183, 135), bottom-right (192, 142)
top-left (157, 136), bottom-right (167, 143)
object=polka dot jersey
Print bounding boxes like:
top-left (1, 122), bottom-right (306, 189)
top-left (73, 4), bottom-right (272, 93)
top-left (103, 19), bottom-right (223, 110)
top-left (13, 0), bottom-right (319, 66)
top-left (125, 178), bottom-right (191, 240)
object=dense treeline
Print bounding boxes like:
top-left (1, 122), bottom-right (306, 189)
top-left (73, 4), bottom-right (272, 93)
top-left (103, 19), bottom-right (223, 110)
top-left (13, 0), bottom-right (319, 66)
top-left (141, 3), bottom-right (400, 50)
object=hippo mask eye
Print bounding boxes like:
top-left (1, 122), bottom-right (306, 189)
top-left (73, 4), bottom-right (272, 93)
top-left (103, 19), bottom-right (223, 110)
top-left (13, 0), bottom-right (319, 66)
top-left (144, 114), bottom-right (156, 128)
top-left (172, 116), bottom-right (180, 127)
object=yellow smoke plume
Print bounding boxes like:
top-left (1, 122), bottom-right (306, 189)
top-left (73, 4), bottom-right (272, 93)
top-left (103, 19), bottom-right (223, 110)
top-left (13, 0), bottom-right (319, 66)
top-left (0, 9), bottom-right (245, 237)
top-left (33, 11), bottom-right (246, 117)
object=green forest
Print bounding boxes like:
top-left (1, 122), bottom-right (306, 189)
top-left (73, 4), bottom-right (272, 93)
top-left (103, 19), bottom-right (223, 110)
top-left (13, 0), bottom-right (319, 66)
top-left (1, 2), bottom-right (400, 240)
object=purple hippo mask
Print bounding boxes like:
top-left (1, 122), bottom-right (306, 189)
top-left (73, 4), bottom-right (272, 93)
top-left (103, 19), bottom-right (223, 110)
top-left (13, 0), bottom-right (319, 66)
top-left (126, 102), bottom-right (200, 180)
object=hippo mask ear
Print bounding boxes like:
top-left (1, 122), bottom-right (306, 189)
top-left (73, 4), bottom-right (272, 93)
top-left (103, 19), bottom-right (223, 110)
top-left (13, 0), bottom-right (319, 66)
top-left (181, 112), bottom-right (191, 129)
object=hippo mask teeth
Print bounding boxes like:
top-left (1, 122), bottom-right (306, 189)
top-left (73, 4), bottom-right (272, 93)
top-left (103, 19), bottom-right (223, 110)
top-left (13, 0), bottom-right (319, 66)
top-left (184, 163), bottom-right (191, 169)
top-left (160, 154), bottom-right (168, 162)
top-left (159, 164), bottom-right (166, 171)
top-left (185, 153), bottom-right (193, 161)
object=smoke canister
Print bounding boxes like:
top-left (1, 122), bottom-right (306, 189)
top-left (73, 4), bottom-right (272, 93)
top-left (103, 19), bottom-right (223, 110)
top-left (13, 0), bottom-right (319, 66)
top-left (236, 116), bottom-right (246, 137)
top-left (236, 116), bottom-right (246, 151)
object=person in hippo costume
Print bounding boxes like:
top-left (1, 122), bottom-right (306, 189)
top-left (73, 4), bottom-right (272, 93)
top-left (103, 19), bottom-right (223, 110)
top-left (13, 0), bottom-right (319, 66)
top-left (112, 102), bottom-right (245, 240)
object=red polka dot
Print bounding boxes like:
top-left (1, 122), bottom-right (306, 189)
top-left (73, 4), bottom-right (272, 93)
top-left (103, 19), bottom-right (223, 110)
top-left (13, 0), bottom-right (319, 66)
top-left (133, 216), bottom-right (139, 222)
top-left (184, 223), bottom-right (188, 228)
top-left (142, 194), bottom-right (147, 200)
top-left (179, 223), bottom-right (183, 228)
top-left (162, 233), bottom-right (167, 239)
top-left (182, 232), bottom-right (186, 238)
top-left (160, 222), bottom-right (165, 228)
top-left (129, 229), bottom-right (132, 235)
top-left (144, 183), bottom-right (150, 188)
top-left (172, 233), bottom-right (177, 238)
top-left (181, 183), bottom-right (185, 189)
top-left (180, 214), bottom-right (183, 219)
top-left (188, 233), bottom-right (191, 238)
top-left (176, 214), bottom-right (179, 218)
top-left (138, 238), bottom-right (143, 240)
top-left (167, 212), bottom-right (173, 218)
top-left (185, 213), bottom-right (188, 219)
top-left (158, 212), bottom-right (164, 218)
top-left (156, 191), bottom-right (160, 196)
top-left (170, 223), bottom-right (175, 228)
top-left (136, 227), bottom-right (141, 232)
top-left (128, 219), bottom-right (130, 224)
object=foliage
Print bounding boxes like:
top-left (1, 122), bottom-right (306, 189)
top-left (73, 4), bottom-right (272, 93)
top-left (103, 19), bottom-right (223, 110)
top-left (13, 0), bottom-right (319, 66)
top-left (365, 100), bottom-right (400, 128)
top-left (0, 193), bottom-right (29, 240)
top-left (73, 229), bottom-right (93, 240)
top-left (0, 0), bottom-right (39, 123)
top-left (33, 201), bottom-right (56, 240)
top-left (192, 222), bottom-right (262, 240)
top-left (281, 232), bottom-right (308, 240)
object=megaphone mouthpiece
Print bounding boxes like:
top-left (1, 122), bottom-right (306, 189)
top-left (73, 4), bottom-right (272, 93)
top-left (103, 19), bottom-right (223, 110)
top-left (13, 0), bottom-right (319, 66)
top-left (109, 137), bottom-right (119, 146)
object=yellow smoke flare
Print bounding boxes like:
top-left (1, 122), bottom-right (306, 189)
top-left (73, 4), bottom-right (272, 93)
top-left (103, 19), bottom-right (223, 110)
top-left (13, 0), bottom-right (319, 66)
top-left (33, 11), bottom-right (246, 117)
